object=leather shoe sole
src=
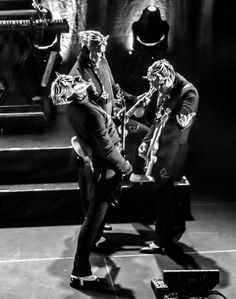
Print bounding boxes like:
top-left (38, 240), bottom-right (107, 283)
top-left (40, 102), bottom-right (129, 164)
top-left (70, 276), bottom-right (109, 291)
top-left (140, 244), bottom-right (165, 254)
top-left (103, 223), bottom-right (112, 231)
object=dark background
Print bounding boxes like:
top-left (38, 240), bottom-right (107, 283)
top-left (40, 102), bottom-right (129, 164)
top-left (1, 0), bottom-right (235, 200)
top-left (84, 0), bottom-right (236, 199)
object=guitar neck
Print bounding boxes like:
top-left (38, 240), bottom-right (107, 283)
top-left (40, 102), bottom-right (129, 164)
top-left (147, 109), bottom-right (171, 156)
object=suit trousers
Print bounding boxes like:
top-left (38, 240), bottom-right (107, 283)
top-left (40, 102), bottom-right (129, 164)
top-left (72, 165), bottom-right (122, 277)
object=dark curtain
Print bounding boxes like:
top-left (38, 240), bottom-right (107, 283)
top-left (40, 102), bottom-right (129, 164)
top-left (83, 0), bottom-right (236, 197)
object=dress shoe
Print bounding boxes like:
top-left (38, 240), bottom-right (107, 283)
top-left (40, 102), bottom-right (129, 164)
top-left (104, 223), bottom-right (112, 231)
top-left (70, 275), bottom-right (109, 291)
top-left (140, 242), bottom-right (165, 254)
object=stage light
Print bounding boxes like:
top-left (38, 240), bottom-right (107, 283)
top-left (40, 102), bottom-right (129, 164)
top-left (151, 269), bottom-right (220, 298)
top-left (128, 50), bottom-right (133, 55)
top-left (131, 5), bottom-right (169, 55)
top-left (147, 5), bottom-right (157, 12)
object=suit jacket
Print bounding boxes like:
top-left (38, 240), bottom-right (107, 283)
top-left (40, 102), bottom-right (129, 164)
top-left (143, 72), bottom-right (199, 156)
top-left (69, 55), bottom-right (116, 115)
top-left (69, 54), bottom-right (136, 116)
top-left (142, 73), bottom-right (199, 183)
top-left (67, 98), bottom-right (129, 174)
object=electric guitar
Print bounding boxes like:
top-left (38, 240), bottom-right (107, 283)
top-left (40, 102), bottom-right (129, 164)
top-left (144, 108), bottom-right (171, 177)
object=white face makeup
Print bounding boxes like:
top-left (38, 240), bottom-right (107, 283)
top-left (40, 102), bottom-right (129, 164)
top-left (89, 43), bottom-right (106, 66)
top-left (151, 73), bottom-right (174, 93)
top-left (73, 78), bottom-right (91, 99)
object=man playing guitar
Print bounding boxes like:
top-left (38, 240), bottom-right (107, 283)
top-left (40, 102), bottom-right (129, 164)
top-left (130, 59), bottom-right (199, 254)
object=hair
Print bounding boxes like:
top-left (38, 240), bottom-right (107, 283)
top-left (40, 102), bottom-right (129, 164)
top-left (78, 45), bottom-right (93, 69)
top-left (50, 74), bottom-right (75, 105)
top-left (77, 30), bottom-right (109, 68)
top-left (78, 30), bottom-right (109, 49)
top-left (147, 59), bottom-right (175, 81)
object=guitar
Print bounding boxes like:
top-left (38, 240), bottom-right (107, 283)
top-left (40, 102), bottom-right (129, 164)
top-left (144, 107), bottom-right (171, 177)
top-left (71, 136), bottom-right (94, 173)
top-left (114, 84), bottom-right (127, 154)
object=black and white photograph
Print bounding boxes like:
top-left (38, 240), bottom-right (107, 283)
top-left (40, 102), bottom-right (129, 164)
top-left (0, 0), bottom-right (235, 298)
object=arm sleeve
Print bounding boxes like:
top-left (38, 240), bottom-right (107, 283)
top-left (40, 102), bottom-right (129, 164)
top-left (180, 86), bottom-right (199, 115)
top-left (86, 112), bottom-right (130, 173)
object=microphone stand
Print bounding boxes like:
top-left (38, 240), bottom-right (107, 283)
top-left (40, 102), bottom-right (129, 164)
top-left (120, 105), bottom-right (127, 157)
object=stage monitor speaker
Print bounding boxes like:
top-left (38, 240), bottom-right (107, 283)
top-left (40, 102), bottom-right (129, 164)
top-left (163, 269), bottom-right (220, 297)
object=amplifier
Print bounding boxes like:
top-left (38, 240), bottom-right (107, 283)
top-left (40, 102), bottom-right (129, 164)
top-left (151, 269), bottom-right (220, 298)
top-left (151, 278), bottom-right (169, 298)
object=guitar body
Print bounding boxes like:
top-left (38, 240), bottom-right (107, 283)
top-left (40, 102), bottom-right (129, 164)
top-left (145, 153), bottom-right (157, 176)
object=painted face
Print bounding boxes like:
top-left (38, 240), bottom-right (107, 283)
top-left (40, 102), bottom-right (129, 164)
top-left (73, 77), bottom-right (91, 99)
top-left (151, 73), bottom-right (174, 93)
top-left (89, 43), bottom-right (106, 66)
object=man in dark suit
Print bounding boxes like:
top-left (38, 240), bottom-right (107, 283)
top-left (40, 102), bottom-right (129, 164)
top-left (50, 73), bottom-right (132, 291)
top-left (68, 30), bottom-right (138, 225)
top-left (69, 30), bottom-right (136, 116)
top-left (130, 59), bottom-right (199, 253)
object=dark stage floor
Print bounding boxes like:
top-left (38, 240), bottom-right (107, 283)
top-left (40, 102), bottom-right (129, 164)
top-left (0, 111), bottom-right (235, 298)
top-left (0, 198), bottom-right (236, 298)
